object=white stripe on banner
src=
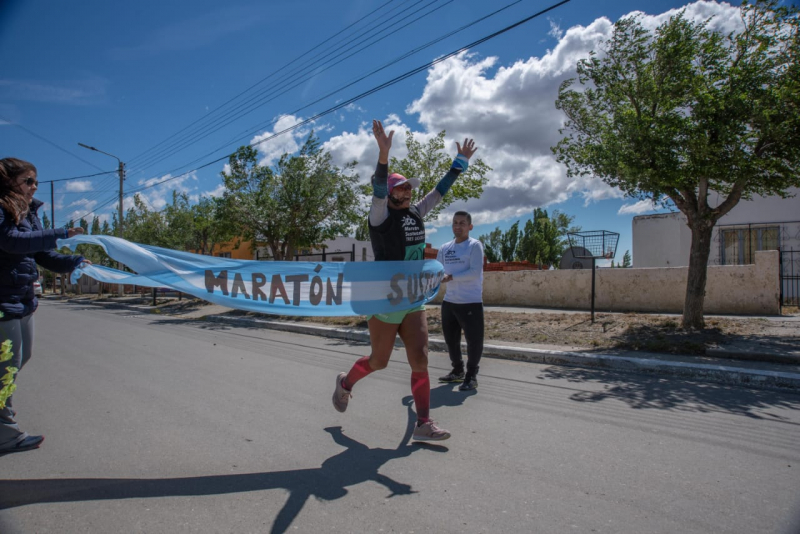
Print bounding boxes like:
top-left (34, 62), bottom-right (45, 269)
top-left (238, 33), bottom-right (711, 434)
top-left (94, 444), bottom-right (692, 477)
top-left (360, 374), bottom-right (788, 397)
top-left (59, 235), bottom-right (444, 317)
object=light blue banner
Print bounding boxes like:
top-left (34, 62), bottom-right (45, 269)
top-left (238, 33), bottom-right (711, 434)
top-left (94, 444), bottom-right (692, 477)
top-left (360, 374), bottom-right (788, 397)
top-left (60, 235), bottom-right (444, 317)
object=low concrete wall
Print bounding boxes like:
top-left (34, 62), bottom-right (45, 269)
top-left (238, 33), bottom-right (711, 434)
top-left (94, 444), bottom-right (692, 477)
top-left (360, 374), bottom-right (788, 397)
top-left (433, 250), bottom-right (779, 315)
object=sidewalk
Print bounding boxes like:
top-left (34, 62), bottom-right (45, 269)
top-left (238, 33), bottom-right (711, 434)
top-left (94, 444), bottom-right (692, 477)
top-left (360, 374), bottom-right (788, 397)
top-left (61, 295), bottom-right (800, 392)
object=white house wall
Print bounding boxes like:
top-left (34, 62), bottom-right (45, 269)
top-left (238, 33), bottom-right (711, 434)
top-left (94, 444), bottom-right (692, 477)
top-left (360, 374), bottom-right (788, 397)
top-left (632, 212), bottom-right (691, 268)
top-left (633, 188), bottom-right (800, 268)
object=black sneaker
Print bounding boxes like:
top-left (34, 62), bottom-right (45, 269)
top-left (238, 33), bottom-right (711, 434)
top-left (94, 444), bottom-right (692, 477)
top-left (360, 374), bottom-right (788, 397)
top-left (0, 435), bottom-right (44, 457)
top-left (459, 376), bottom-right (478, 391)
top-left (439, 370), bottom-right (465, 383)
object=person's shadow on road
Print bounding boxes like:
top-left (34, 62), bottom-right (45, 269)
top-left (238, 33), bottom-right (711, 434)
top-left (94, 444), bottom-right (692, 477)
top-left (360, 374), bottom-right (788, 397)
top-left (0, 399), bottom-right (446, 534)
top-left (420, 382), bottom-right (478, 410)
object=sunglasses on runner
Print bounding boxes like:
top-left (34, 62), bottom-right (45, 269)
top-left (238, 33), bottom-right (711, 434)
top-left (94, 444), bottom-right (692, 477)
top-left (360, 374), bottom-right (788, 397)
top-left (20, 177), bottom-right (38, 187)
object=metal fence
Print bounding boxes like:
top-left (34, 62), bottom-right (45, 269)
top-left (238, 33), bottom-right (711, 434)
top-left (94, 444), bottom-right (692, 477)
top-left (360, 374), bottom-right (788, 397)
top-left (780, 249), bottom-right (799, 308)
top-left (717, 224), bottom-right (781, 265)
top-left (294, 248), bottom-right (355, 262)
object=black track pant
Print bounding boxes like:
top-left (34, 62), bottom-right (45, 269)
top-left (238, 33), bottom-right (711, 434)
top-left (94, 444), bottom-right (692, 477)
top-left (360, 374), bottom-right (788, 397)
top-left (441, 300), bottom-right (484, 378)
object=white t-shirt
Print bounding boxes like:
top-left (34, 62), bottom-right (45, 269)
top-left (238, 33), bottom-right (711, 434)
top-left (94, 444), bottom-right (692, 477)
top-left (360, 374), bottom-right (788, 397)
top-left (436, 237), bottom-right (484, 304)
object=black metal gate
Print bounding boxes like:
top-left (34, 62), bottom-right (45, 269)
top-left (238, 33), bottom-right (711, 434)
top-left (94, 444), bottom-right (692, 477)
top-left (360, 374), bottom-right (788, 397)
top-left (780, 249), bottom-right (799, 309)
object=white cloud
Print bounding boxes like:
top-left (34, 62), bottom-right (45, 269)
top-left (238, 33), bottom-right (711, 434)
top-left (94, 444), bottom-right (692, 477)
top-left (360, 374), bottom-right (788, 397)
top-left (203, 183), bottom-right (226, 198)
top-left (618, 199), bottom-right (659, 215)
top-left (323, 1), bottom-right (742, 228)
top-left (548, 19), bottom-right (564, 40)
top-left (64, 180), bottom-right (93, 192)
top-left (250, 114), bottom-right (311, 167)
top-left (323, 114), bottom-right (411, 186)
top-left (131, 171), bottom-right (198, 211)
top-left (67, 198), bottom-right (97, 209)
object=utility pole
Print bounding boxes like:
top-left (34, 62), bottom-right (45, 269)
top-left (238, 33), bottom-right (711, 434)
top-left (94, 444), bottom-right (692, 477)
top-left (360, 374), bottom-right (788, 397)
top-left (117, 160), bottom-right (125, 240)
top-left (50, 182), bottom-right (54, 231)
top-left (78, 142), bottom-right (125, 296)
top-left (50, 181), bottom-right (56, 294)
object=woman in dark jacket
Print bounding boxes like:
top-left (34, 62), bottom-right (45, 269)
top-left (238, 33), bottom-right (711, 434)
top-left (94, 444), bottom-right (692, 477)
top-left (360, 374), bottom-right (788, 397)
top-left (0, 157), bottom-right (87, 457)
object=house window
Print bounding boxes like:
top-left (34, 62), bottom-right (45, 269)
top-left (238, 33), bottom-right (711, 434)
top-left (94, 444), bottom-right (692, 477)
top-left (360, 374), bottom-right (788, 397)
top-left (216, 252), bottom-right (232, 258)
top-left (720, 226), bottom-right (779, 265)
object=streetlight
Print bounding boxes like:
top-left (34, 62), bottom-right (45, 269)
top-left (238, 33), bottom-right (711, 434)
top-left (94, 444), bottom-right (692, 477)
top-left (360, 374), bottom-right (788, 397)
top-left (78, 143), bottom-right (125, 239)
top-left (78, 143), bottom-right (125, 295)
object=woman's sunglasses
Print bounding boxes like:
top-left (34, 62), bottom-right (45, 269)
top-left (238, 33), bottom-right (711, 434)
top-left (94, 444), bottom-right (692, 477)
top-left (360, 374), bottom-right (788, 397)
top-left (20, 177), bottom-right (38, 187)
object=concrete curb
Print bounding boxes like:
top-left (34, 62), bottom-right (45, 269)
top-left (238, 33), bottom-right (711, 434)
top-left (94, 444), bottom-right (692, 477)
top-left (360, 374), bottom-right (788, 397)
top-left (61, 298), bottom-right (800, 391)
top-left (203, 315), bottom-right (800, 392)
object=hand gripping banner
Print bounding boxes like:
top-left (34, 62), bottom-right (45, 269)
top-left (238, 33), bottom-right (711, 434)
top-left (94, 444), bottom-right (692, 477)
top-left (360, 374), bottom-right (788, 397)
top-left (59, 235), bottom-right (444, 317)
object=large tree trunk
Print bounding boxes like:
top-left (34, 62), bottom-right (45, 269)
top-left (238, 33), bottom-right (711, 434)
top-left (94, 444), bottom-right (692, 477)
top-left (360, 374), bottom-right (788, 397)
top-left (682, 222), bottom-right (714, 329)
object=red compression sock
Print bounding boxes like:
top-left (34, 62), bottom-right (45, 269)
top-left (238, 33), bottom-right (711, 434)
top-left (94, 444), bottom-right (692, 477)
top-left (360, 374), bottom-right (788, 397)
top-left (344, 356), bottom-right (374, 390)
top-left (411, 371), bottom-right (431, 423)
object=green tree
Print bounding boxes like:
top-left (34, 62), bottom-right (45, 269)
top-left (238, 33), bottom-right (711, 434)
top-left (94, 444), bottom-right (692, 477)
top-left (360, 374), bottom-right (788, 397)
top-left (622, 250), bottom-right (632, 268)
top-left (123, 195), bottom-right (164, 246)
top-left (41, 212), bottom-right (51, 229)
top-left (391, 130), bottom-right (491, 222)
top-left (162, 192), bottom-right (194, 249)
top-left (551, 210), bottom-right (581, 266)
top-left (187, 196), bottom-right (237, 255)
top-left (499, 221), bottom-right (520, 262)
top-left (76, 215), bottom-right (112, 266)
top-left (512, 209), bottom-right (581, 268)
top-left (477, 227), bottom-right (503, 263)
top-left (553, 0), bottom-right (800, 328)
top-left (221, 133), bottom-right (363, 260)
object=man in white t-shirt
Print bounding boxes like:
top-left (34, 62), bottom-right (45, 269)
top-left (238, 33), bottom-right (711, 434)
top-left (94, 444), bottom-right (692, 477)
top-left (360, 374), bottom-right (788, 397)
top-left (436, 211), bottom-right (484, 391)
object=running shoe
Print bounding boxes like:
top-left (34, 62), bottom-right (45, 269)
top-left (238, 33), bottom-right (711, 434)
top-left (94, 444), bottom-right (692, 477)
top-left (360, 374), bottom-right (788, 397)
top-left (438, 370), bottom-right (465, 383)
top-left (459, 376), bottom-right (478, 391)
top-left (332, 372), bottom-right (352, 413)
top-left (0, 435), bottom-right (44, 457)
top-left (412, 420), bottom-right (451, 441)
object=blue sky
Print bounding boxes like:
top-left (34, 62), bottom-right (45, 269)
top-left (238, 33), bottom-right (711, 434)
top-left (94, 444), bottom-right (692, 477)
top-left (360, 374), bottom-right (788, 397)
top-left (0, 0), bottom-right (757, 261)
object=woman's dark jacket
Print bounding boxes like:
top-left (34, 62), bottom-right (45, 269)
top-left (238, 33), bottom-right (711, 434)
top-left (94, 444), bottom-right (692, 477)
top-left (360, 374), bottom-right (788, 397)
top-left (0, 198), bottom-right (83, 320)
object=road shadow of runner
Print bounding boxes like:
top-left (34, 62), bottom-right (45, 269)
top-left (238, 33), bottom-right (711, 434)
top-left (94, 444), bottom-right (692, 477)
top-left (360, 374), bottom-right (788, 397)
top-left (0, 399), bottom-right (446, 533)
top-left (421, 382), bottom-right (478, 410)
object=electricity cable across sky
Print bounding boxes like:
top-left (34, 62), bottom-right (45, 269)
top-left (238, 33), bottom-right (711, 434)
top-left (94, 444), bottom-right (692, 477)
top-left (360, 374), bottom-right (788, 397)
top-left (67, 0), bottom-right (571, 225)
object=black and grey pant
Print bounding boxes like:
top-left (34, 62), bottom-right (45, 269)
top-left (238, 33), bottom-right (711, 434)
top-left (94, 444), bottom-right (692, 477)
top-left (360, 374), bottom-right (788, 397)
top-left (441, 301), bottom-right (484, 379)
top-left (0, 315), bottom-right (35, 449)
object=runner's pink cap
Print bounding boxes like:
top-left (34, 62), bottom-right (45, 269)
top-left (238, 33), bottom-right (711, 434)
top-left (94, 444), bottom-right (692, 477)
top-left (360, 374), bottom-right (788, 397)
top-left (388, 173), bottom-right (420, 195)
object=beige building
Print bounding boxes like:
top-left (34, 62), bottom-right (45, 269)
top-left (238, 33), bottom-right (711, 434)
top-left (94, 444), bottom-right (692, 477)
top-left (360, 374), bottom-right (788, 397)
top-left (633, 188), bottom-right (800, 268)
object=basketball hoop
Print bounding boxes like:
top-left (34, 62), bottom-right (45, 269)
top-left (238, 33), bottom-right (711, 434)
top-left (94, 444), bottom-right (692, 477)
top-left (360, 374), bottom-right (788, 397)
top-left (566, 230), bottom-right (620, 323)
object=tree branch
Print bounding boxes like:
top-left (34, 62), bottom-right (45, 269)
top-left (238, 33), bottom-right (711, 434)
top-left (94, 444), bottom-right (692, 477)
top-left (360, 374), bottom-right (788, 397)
top-left (711, 177), bottom-right (748, 221)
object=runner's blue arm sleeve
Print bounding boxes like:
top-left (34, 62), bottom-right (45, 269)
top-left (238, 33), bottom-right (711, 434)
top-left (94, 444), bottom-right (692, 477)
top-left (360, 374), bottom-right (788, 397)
top-left (372, 162), bottom-right (389, 199)
top-left (435, 154), bottom-right (469, 197)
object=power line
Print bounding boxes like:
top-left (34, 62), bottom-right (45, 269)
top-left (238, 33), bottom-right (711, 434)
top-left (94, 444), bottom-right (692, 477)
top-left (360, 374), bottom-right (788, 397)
top-left (38, 170), bottom-right (117, 184)
top-left (126, 0), bottom-right (571, 195)
top-left (0, 115), bottom-right (109, 172)
top-left (143, 0), bottom-right (536, 179)
top-left (57, 192), bottom-right (120, 227)
top-left (217, 0), bottom-right (526, 157)
top-left (124, 0), bottom-right (407, 170)
top-left (127, 0), bottom-right (444, 175)
top-left (73, 0), bottom-right (570, 222)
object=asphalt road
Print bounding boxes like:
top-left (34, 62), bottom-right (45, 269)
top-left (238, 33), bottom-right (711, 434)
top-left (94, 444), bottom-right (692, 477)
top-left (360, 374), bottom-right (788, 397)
top-left (1, 301), bottom-right (799, 534)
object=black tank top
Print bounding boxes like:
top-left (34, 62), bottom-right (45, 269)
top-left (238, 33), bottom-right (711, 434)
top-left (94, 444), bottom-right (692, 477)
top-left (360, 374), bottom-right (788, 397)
top-left (368, 206), bottom-right (426, 261)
